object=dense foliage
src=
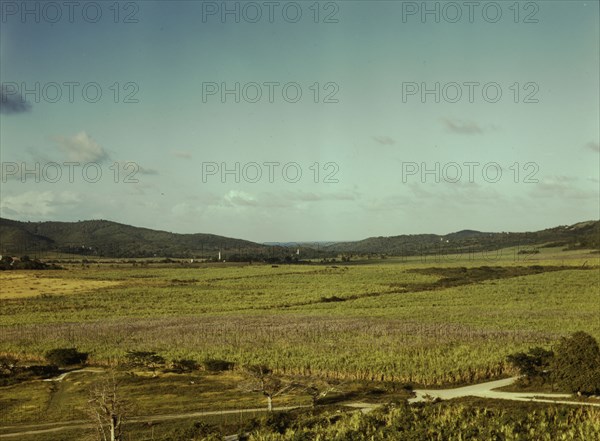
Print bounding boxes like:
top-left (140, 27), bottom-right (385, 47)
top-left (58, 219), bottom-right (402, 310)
top-left (507, 332), bottom-right (600, 395)
top-left (551, 331), bottom-right (600, 395)
top-left (2, 262), bottom-right (598, 386)
top-left (44, 347), bottom-right (88, 366)
top-left (241, 403), bottom-right (600, 440)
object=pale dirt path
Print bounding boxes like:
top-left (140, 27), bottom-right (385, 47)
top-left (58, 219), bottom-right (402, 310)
top-left (42, 368), bottom-right (105, 382)
top-left (0, 406), bottom-right (307, 438)
top-left (3, 376), bottom-right (599, 438)
top-left (409, 376), bottom-right (600, 407)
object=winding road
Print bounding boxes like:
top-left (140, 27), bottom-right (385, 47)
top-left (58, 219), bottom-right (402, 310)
top-left (409, 376), bottom-right (600, 407)
top-left (2, 375), bottom-right (599, 438)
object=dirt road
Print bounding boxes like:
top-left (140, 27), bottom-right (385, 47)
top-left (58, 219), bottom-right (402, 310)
top-left (0, 406), bottom-right (305, 438)
top-left (409, 377), bottom-right (600, 407)
top-left (3, 376), bottom-right (598, 438)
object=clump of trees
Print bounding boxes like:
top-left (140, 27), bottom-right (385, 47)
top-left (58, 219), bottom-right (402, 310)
top-left (45, 348), bottom-right (88, 366)
top-left (0, 354), bottom-right (60, 386)
top-left (551, 331), bottom-right (600, 395)
top-left (124, 351), bottom-right (165, 377)
top-left (202, 358), bottom-right (235, 372)
top-left (507, 331), bottom-right (600, 395)
top-left (0, 255), bottom-right (61, 270)
top-left (506, 347), bottom-right (553, 386)
top-left (170, 359), bottom-right (198, 373)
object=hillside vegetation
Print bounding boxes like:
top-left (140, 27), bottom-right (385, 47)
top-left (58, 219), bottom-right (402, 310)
top-left (1, 218), bottom-right (598, 259)
top-left (0, 218), bottom-right (274, 258)
top-left (326, 220), bottom-right (600, 255)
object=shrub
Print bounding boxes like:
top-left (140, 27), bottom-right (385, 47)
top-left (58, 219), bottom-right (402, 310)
top-left (28, 364), bottom-right (60, 378)
top-left (125, 351), bottom-right (165, 375)
top-left (0, 355), bottom-right (19, 375)
top-left (202, 358), bottom-right (235, 372)
top-left (171, 359), bottom-right (198, 373)
top-left (158, 421), bottom-right (221, 441)
top-left (551, 331), bottom-right (600, 395)
top-left (506, 347), bottom-right (553, 381)
top-left (44, 348), bottom-right (88, 366)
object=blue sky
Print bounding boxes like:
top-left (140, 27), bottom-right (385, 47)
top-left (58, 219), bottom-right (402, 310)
top-left (1, 1), bottom-right (598, 241)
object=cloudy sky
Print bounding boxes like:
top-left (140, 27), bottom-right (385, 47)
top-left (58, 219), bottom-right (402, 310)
top-left (1, 1), bottom-right (598, 242)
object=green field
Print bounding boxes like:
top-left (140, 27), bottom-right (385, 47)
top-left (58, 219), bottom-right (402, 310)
top-left (1, 247), bottom-right (599, 438)
top-left (1, 248), bottom-right (598, 383)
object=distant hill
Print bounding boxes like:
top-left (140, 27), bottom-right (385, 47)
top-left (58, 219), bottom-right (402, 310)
top-left (1, 218), bottom-right (598, 259)
top-left (0, 218), bottom-right (275, 259)
top-left (324, 221), bottom-right (600, 256)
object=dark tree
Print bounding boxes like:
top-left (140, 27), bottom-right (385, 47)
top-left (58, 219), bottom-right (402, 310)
top-left (45, 348), bottom-right (88, 367)
top-left (171, 359), bottom-right (198, 373)
top-left (124, 351), bottom-right (165, 377)
top-left (551, 331), bottom-right (600, 395)
top-left (506, 347), bottom-right (554, 383)
top-left (202, 358), bottom-right (235, 372)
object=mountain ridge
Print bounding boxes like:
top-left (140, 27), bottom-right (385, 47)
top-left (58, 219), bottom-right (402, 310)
top-left (324, 221), bottom-right (600, 255)
top-left (1, 218), bottom-right (598, 258)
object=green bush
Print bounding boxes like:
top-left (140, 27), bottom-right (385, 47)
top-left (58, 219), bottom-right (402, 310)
top-left (506, 347), bottom-right (553, 382)
top-left (158, 421), bottom-right (221, 440)
top-left (171, 358), bottom-right (198, 373)
top-left (551, 331), bottom-right (600, 395)
top-left (0, 355), bottom-right (19, 375)
top-left (125, 351), bottom-right (165, 375)
top-left (44, 348), bottom-right (88, 366)
top-left (202, 358), bottom-right (234, 372)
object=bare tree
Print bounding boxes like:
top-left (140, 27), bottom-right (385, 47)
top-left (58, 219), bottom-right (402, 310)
top-left (241, 365), bottom-right (295, 412)
top-left (87, 373), bottom-right (133, 441)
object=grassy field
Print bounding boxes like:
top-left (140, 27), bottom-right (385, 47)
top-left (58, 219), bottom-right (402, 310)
top-left (1, 249), bottom-right (598, 384)
top-left (0, 247), bottom-right (599, 437)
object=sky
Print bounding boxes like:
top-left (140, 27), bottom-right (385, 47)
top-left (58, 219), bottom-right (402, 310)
top-left (1, 0), bottom-right (599, 242)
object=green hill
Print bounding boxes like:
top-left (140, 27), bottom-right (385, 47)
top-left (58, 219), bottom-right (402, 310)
top-left (0, 218), bottom-right (269, 258)
top-left (325, 221), bottom-right (600, 256)
top-left (1, 218), bottom-right (598, 259)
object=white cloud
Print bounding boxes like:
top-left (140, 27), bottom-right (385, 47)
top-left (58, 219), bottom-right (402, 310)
top-left (0, 191), bottom-right (81, 217)
top-left (54, 131), bottom-right (109, 163)
top-left (223, 190), bottom-right (257, 207)
top-left (528, 176), bottom-right (598, 200)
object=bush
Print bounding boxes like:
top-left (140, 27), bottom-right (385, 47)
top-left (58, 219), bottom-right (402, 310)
top-left (158, 421), bottom-right (221, 440)
top-left (551, 331), bottom-right (600, 395)
top-left (0, 355), bottom-right (19, 376)
top-left (171, 359), bottom-right (198, 373)
top-left (243, 412), bottom-right (296, 436)
top-left (28, 364), bottom-right (60, 378)
top-left (125, 351), bottom-right (165, 375)
top-left (506, 347), bottom-right (553, 382)
top-left (44, 348), bottom-right (88, 366)
top-left (202, 358), bottom-right (234, 372)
